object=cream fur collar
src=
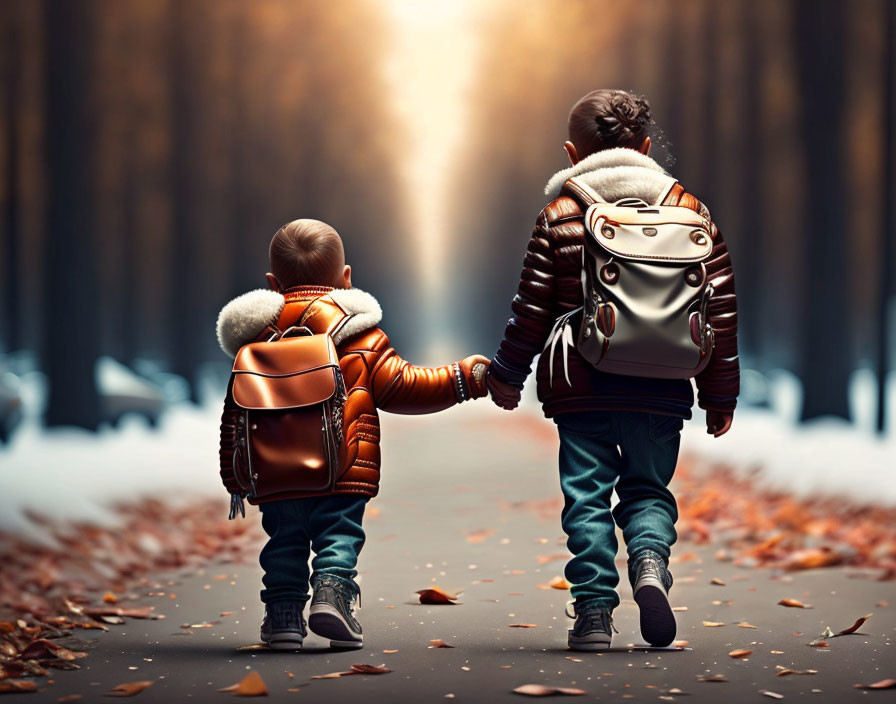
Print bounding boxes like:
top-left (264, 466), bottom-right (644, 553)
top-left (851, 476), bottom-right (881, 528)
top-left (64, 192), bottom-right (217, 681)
top-left (544, 147), bottom-right (676, 204)
top-left (216, 287), bottom-right (382, 358)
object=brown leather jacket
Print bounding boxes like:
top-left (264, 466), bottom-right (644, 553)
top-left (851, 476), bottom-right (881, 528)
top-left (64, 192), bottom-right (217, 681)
top-left (491, 149), bottom-right (739, 418)
top-left (218, 286), bottom-right (486, 501)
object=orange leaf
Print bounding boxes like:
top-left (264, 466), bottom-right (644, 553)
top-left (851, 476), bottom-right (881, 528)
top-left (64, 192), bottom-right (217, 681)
top-left (728, 649), bottom-right (752, 659)
top-left (102, 592), bottom-right (119, 604)
top-left (0, 680), bottom-right (38, 693)
top-left (509, 624), bottom-right (537, 628)
top-left (702, 620), bottom-right (725, 627)
top-left (428, 639), bottom-right (454, 648)
top-left (548, 576), bottom-right (571, 590)
top-left (512, 684), bottom-right (586, 696)
top-left (106, 681), bottom-right (155, 697)
top-left (777, 669), bottom-right (817, 677)
top-left (710, 578), bottom-right (726, 586)
top-left (218, 671), bottom-right (268, 696)
top-left (777, 598), bottom-right (811, 608)
top-left (697, 674), bottom-right (728, 682)
top-left (854, 679), bottom-right (896, 690)
top-left (737, 621), bottom-right (757, 629)
top-left (349, 664), bottom-right (392, 675)
top-left (416, 587), bottom-right (460, 605)
top-left (833, 613), bottom-right (872, 637)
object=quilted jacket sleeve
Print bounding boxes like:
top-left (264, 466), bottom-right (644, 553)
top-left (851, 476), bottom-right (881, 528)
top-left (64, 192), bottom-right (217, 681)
top-left (491, 208), bottom-right (556, 386)
top-left (366, 329), bottom-right (464, 414)
top-left (693, 213), bottom-right (740, 412)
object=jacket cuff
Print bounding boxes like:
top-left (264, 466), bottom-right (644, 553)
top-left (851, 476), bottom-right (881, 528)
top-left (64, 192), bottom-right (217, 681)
top-left (698, 396), bottom-right (737, 413)
top-left (490, 354), bottom-right (527, 387)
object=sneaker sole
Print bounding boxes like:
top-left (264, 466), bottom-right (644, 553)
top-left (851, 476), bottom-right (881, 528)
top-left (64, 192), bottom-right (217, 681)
top-left (260, 633), bottom-right (304, 651)
top-left (634, 584), bottom-right (676, 647)
top-left (308, 604), bottom-right (363, 649)
top-left (567, 635), bottom-right (611, 651)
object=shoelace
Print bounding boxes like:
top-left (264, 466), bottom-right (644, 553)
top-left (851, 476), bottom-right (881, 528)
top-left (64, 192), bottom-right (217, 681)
top-left (564, 601), bottom-right (618, 633)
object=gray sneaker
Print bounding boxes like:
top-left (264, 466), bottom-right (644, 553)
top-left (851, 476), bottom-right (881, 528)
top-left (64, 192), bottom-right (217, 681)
top-left (260, 601), bottom-right (306, 650)
top-left (630, 549), bottom-right (676, 647)
top-left (567, 602), bottom-right (615, 651)
top-left (307, 574), bottom-right (363, 649)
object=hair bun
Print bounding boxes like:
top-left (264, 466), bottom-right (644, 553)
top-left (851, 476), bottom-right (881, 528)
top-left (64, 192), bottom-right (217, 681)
top-left (595, 91), bottom-right (651, 141)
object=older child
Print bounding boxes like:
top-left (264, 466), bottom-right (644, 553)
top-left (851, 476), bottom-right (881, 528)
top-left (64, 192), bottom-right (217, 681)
top-left (217, 219), bottom-right (488, 650)
top-left (487, 90), bottom-right (739, 649)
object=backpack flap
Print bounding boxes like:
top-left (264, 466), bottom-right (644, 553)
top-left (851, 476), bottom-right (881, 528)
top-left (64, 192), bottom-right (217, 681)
top-left (584, 203), bottom-right (712, 263)
top-left (230, 334), bottom-right (339, 410)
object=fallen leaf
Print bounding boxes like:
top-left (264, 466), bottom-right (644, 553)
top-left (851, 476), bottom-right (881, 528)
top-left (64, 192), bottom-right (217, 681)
top-left (737, 621), bottom-right (757, 629)
top-left (854, 679), bottom-right (896, 690)
top-left (833, 613), bottom-right (872, 637)
top-left (509, 624), bottom-right (537, 628)
top-left (101, 615), bottom-right (125, 625)
top-left (512, 684), bottom-right (586, 696)
top-left (697, 674), bottom-right (728, 682)
top-left (85, 606), bottom-right (156, 619)
top-left (759, 690), bottom-right (783, 699)
top-left (220, 611), bottom-right (235, 617)
top-left (728, 649), bottom-right (752, 659)
top-left (548, 576), bottom-right (571, 590)
top-left (235, 644), bottom-right (267, 651)
top-left (349, 664), bottom-right (392, 675)
top-left (218, 671), bottom-right (268, 696)
top-left (106, 681), bottom-right (155, 697)
top-left (429, 640), bottom-right (454, 648)
top-left (58, 696), bottom-right (84, 702)
top-left (702, 621), bottom-right (725, 627)
top-left (382, 649), bottom-right (398, 654)
top-left (672, 640), bottom-right (690, 649)
top-left (312, 664), bottom-right (392, 679)
top-left (777, 669), bottom-right (817, 677)
top-left (102, 592), bottom-right (119, 604)
top-left (0, 680), bottom-right (38, 693)
top-left (711, 578), bottom-right (726, 586)
top-left (777, 598), bottom-right (811, 608)
top-left (780, 547), bottom-right (843, 570)
top-left (672, 606), bottom-right (688, 612)
top-left (416, 587), bottom-right (460, 605)
top-left (465, 529), bottom-right (494, 544)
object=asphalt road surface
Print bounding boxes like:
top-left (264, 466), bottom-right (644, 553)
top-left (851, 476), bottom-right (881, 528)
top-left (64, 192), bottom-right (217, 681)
top-left (7, 407), bottom-right (895, 703)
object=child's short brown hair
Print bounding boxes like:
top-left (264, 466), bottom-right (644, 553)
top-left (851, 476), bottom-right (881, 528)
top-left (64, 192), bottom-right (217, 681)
top-left (269, 219), bottom-right (345, 288)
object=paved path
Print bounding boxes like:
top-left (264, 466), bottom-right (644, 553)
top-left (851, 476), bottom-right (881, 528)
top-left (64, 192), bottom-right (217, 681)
top-left (7, 408), bottom-right (895, 702)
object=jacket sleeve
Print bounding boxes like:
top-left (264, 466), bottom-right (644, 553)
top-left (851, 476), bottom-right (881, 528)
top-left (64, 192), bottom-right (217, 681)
top-left (491, 208), bottom-right (556, 386)
top-left (366, 330), bottom-right (464, 414)
top-left (694, 216), bottom-right (740, 412)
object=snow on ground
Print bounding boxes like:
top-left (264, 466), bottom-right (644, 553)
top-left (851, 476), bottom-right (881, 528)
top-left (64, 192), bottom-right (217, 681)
top-left (1, 366), bottom-right (894, 542)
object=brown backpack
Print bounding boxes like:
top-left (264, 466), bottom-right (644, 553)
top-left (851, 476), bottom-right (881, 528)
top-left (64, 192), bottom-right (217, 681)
top-left (219, 321), bottom-right (346, 518)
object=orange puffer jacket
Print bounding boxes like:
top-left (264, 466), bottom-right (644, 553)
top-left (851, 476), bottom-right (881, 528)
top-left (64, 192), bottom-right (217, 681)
top-left (217, 286), bottom-right (487, 501)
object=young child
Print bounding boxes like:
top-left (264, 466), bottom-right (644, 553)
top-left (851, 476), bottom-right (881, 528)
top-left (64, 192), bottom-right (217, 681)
top-left (216, 219), bottom-right (489, 650)
top-left (487, 90), bottom-right (739, 650)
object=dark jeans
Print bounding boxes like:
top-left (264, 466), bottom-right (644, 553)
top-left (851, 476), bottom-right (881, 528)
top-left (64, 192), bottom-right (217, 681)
top-left (259, 495), bottom-right (368, 605)
top-left (554, 410), bottom-right (682, 610)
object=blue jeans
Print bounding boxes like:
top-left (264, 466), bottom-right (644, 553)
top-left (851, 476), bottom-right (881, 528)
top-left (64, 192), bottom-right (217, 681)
top-left (259, 495), bottom-right (368, 605)
top-left (554, 411), bottom-right (682, 610)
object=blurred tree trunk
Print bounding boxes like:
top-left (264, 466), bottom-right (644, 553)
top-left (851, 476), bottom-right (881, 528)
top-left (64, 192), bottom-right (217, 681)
top-left (737, 0), bottom-right (763, 367)
top-left (42, 0), bottom-right (101, 429)
top-left (228, 2), bottom-right (254, 295)
top-left (167, 0), bottom-right (202, 402)
top-left (3, 4), bottom-right (21, 352)
top-left (794, 0), bottom-right (851, 421)
top-left (698, 0), bottom-right (719, 208)
top-left (878, 0), bottom-right (895, 433)
top-left (119, 120), bottom-right (140, 364)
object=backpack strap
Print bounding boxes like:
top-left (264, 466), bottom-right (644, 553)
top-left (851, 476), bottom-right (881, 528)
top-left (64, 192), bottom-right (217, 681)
top-left (659, 181), bottom-right (685, 206)
top-left (564, 176), bottom-right (605, 206)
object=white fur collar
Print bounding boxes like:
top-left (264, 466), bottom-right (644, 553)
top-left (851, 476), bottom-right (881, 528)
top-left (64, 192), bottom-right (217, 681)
top-left (544, 147), bottom-right (675, 204)
top-left (328, 288), bottom-right (383, 344)
top-left (216, 287), bottom-right (382, 358)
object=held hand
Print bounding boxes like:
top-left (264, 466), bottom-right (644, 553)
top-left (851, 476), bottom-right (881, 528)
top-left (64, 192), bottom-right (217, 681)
top-left (706, 410), bottom-right (733, 437)
top-left (486, 369), bottom-right (523, 411)
top-left (458, 355), bottom-right (491, 399)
